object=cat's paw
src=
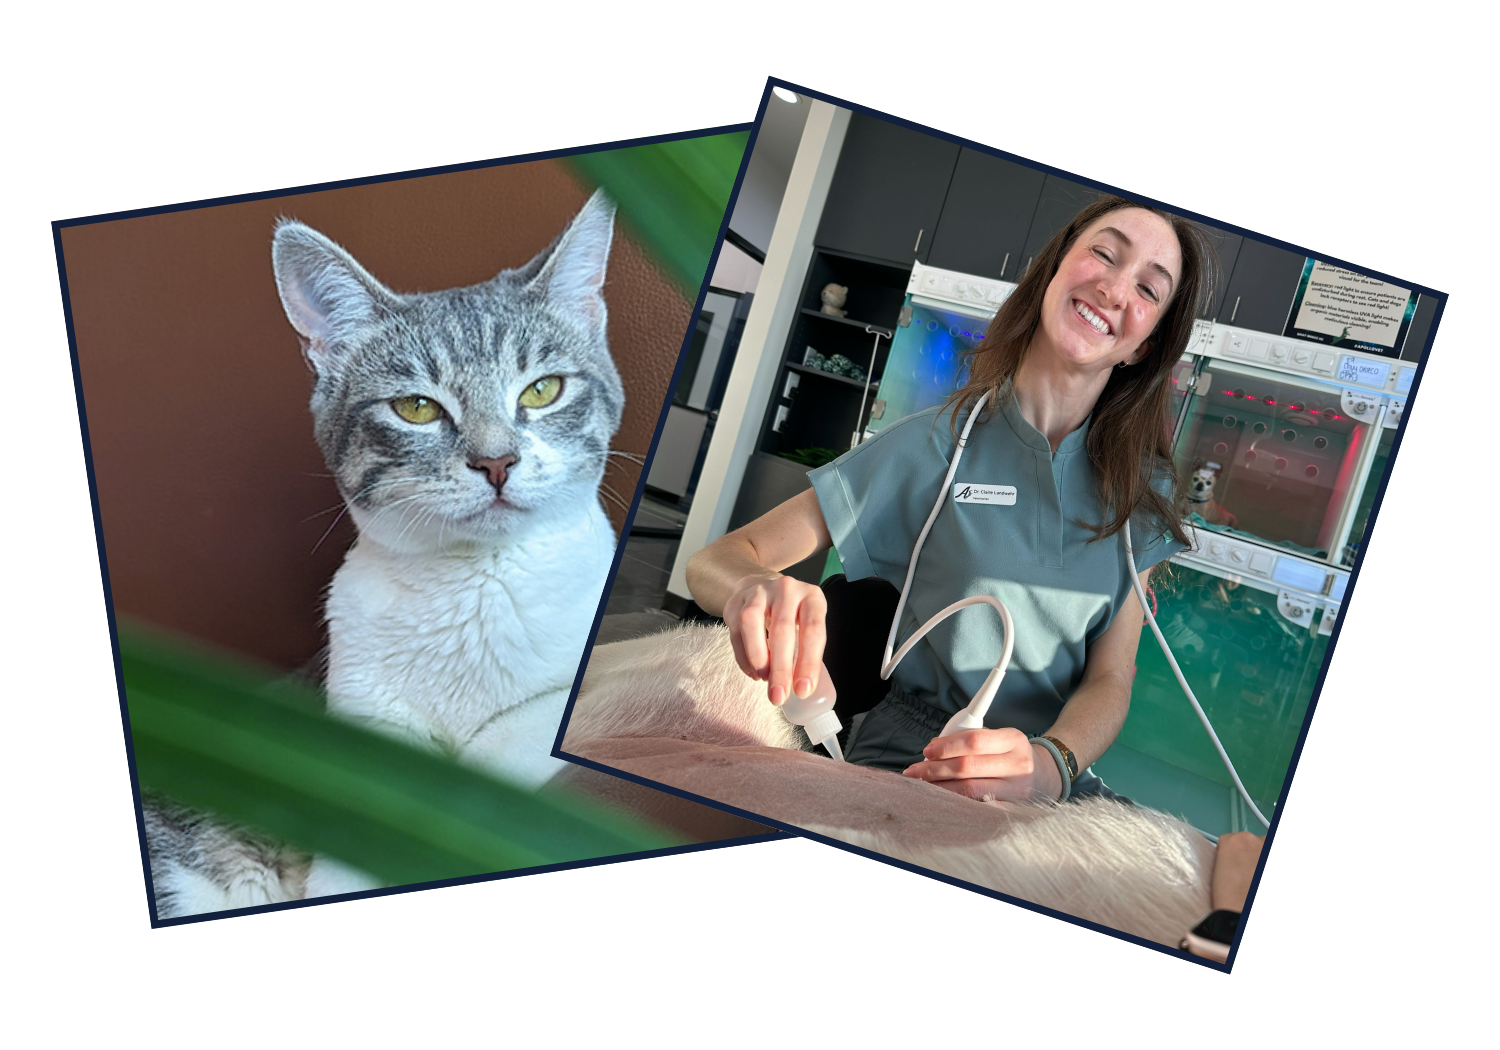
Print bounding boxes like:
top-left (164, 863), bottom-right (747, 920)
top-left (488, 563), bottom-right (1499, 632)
top-left (304, 856), bottom-right (381, 899)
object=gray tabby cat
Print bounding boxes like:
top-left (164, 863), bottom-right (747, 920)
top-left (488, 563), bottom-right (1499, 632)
top-left (145, 192), bottom-right (624, 916)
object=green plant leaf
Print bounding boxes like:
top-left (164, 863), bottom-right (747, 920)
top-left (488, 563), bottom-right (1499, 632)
top-left (121, 622), bottom-right (681, 889)
top-left (780, 447), bottom-right (844, 468)
top-left (568, 131), bottom-right (749, 295)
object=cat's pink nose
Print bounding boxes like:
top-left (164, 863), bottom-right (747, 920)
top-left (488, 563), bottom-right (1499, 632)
top-left (470, 454), bottom-right (518, 491)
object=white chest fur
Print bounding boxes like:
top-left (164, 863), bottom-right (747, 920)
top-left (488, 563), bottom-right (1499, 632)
top-left (323, 503), bottom-right (615, 787)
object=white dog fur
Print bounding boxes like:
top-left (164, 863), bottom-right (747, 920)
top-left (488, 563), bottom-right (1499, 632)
top-left (567, 623), bottom-right (1215, 947)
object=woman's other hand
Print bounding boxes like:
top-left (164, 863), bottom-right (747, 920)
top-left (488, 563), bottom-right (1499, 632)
top-left (902, 728), bottom-right (1064, 802)
top-left (1211, 831), bottom-right (1265, 913)
top-left (723, 573), bottom-right (827, 706)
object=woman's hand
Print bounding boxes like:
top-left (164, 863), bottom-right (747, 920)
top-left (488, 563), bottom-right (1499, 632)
top-left (684, 489), bottom-right (834, 707)
top-left (902, 728), bottom-right (1064, 803)
top-left (722, 573), bottom-right (827, 706)
top-left (1211, 831), bottom-right (1265, 913)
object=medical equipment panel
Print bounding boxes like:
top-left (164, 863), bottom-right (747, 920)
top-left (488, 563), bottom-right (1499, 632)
top-left (1171, 357), bottom-right (1387, 564)
top-left (864, 262), bottom-right (1012, 439)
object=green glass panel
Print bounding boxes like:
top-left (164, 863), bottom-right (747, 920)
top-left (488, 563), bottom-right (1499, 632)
top-left (1115, 565), bottom-right (1328, 818)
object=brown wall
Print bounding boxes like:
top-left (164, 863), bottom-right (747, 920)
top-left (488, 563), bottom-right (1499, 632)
top-left (63, 159), bottom-right (687, 671)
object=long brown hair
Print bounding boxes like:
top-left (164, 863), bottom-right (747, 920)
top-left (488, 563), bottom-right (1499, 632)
top-left (944, 196), bottom-right (1218, 546)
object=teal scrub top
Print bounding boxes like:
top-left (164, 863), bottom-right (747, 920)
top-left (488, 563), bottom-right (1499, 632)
top-left (808, 393), bottom-right (1184, 738)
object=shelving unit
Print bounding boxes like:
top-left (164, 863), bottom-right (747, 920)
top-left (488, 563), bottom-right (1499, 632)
top-left (782, 361), bottom-right (875, 391)
top-left (725, 249), bottom-right (911, 576)
top-left (758, 248), bottom-right (910, 460)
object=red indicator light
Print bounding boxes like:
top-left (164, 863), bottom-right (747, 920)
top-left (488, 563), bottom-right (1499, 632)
top-left (1310, 409), bottom-right (1320, 414)
top-left (1246, 395), bottom-right (1258, 400)
top-left (1264, 398), bottom-right (1277, 405)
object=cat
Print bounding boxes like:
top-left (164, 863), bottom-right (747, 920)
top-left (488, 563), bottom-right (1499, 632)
top-left (143, 191), bottom-right (625, 915)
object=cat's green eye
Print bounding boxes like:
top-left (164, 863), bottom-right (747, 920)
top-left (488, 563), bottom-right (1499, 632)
top-left (391, 395), bottom-right (444, 424)
top-left (519, 376), bottom-right (563, 409)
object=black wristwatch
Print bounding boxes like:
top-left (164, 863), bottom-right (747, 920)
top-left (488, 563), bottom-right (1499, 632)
top-left (1181, 909), bottom-right (1241, 963)
top-left (1042, 735), bottom-right (1078, 784)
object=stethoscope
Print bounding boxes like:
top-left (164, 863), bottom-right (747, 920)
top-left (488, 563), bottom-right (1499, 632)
top-left (879, 390), bottom-right (1272, 827)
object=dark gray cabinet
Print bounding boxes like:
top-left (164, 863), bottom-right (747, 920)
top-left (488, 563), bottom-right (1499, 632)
top-left (816, 112), bottom-right (959, 266)
top-left (1017, 176), bottom-right (1103, 278)
top-left (926, 149), bottom-right (1046, 281)
top-left (1191, 223), bottom-right (1243, 321)
top-left (729, 453), bottom-right (825, 584)
top-left (1402, 293), bottom-right (1439, 362)
top-left (1217, 238), bottom-right (1307, 334)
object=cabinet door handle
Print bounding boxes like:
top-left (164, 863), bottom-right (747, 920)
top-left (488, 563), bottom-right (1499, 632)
top-left (913, 228), bottom-right (924, 253)
top-left (1230, 295), bottom-right (1241, 323)
top-left (1000, 252), bottom-right (1010, 278)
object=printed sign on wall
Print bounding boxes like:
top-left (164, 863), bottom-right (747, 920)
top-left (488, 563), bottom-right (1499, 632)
top-left (1284, 260), bottom-right (1418, 359)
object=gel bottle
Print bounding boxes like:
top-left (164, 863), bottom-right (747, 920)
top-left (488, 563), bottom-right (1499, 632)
top-left (777, 663), bottom-right (844, 761)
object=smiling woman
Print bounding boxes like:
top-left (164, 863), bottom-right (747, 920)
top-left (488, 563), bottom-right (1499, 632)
top-left (952, 197), bottom-right (1215, 543)
top-left (684, 196), bottom-right (1220, 806)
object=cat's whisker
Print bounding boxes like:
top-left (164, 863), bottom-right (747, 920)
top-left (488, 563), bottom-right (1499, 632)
top-left (308, 476), bottom-right (413, 530)
top-left (314, 489), bottom-right (425, 555)
top-left (311, 504), bottom-right (353, 555)
top-left (391, 499), bottom-right (442, 549)
top-left (607, 450), bottom-right (645, 465)
top-left (359, 494), bottom-right (430, 542)
top-left (598, 483), bottom-right (631, 513)
top-left (301, 474), bottom-right (415, 525)
top-left (301, 503), bottom-right (350, 524)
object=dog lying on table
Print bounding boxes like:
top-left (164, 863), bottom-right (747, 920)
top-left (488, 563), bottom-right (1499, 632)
top-left (558, 624), bottom-right (1215, 948)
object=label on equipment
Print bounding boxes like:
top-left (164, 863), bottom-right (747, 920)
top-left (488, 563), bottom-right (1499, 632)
top-left (1336, 355), bottom-right (1390, 388)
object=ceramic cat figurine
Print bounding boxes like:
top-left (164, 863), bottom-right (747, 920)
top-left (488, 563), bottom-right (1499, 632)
top-left (144, 192), bottom-right (625, 915)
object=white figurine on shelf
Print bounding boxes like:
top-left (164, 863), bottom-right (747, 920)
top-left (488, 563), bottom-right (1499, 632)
top-left (820, 283), bottom-right (848, 317)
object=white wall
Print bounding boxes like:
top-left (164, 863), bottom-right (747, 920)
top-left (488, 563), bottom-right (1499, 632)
top-left (708, 240), bottom-right (762, 295)
top-left (725, 91), bottom-right (810, 253)
top-left (666, 101), bottom-right (850, 603)
top-left (645, 405), bottom-right (709, 498)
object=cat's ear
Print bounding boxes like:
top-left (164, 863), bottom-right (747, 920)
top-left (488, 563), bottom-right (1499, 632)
top-left (522, 190), bottom-right (615, 330)
top-left (272, 220), bottom-right (401, 369)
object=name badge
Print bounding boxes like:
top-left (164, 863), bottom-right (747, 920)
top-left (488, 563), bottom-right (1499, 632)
top-left (953, 483), bottom-right (1016, 505)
